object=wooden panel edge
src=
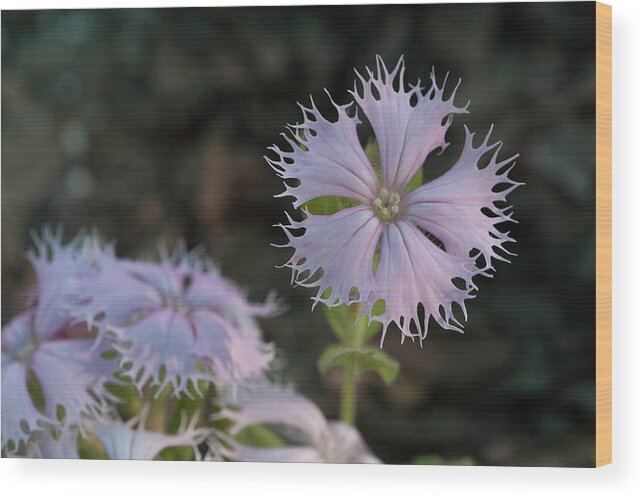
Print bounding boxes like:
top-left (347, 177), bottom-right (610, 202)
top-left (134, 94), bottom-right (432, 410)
top-left (596, 1), bottom-right (612, 468)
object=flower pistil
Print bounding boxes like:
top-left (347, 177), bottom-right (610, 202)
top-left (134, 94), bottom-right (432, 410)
top-left (372, 187), bottom-right (401, 223)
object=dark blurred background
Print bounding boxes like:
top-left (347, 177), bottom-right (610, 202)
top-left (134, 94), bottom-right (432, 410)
top-left (1, 2), bottom-right (596, 466)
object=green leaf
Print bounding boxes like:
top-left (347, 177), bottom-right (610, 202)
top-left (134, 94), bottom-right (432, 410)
top-left (360, 348), bottom-right (400, 384)
top-left (356, 313), bottom-right (383, 343)
top-left (407, 165), bottom-right (424, 191)
top-left (156, 445), bottom-right (196, 461)
top-left (324, 304), bottom-right (381, 345)
top-left (318, 344), bottom-right (349, 374)
top-left (324, 306), bottom-right (356, 344)
top-left (166, 396), bottom-right (204, 435)
top-left (78, 431), bottom-right (108, 460)
top-left (318, 344), bottom-right (399, 384)
top-left (26, 368), bottom-right (46, 412)
top-left (369, 298), bottom-right (386, 318)
top-left (364, 138), bottom-right (381, 172)
top-left (372, 250), bottom-right (381, 273)
top-left (105, 375), bottom-right (141, 420)
top-left (235, 425), bottom-right (285, 448)
top-left (302, 196), bottom-right (355, 216)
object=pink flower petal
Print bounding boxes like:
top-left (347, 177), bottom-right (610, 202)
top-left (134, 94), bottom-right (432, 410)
top-left (1, 312), bottom-right (53, 450)
top-left (227, 383), bottom-right (328, 446)
top-left (367, 220), bottom-right (477, 339)
top-left (225, 384), bottom-right (380, 464)
top-left (87, 414), bottom-right (204, 460)
top-left (28, 228), bottom-right (98, 341)
top-left (266, 96), bottom-right (379, 208)
top-left (184, 270), bottom-right (280, 319)
top-left (90, 259), bottom-right (163, 328)
top-left (233, 445), bottom-right (324, 464)
top-left (30, 338), bottom-right (117, 427)
top-left (117, 260), bottom-right (184, 300)
top-left (278, 205), bottom-right (383, 307)
top-left (326, 422), bottom-right (381, 464)
top-left (1, 311), bottom-right (35, 354)
top-left (351, 56), bottom-right (468, 191)
top-left (113, 309), bottom-right (211, 397)
top-left (404, 126), bottom-right (521, 269)
top-left (190, 310), bottom-right (273, 384)
top-left (1, 360), bottom-right (51, 450)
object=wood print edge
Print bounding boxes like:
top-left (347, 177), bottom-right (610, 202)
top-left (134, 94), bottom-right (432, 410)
top-left (596, 0), bottom-right (612, 468)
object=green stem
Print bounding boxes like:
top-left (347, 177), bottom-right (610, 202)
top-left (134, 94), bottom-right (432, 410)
top-left (340, 364), bottom-right (357, 426)
top-left (339, 303), bottom-right (365, 426)
top-left (145, 384), bottom-right (171, 432)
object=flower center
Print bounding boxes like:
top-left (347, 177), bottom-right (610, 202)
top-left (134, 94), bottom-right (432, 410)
top-left (164, 296), bottom-right (189, 314)
top-left (372, 188), bottom-right (401, 223)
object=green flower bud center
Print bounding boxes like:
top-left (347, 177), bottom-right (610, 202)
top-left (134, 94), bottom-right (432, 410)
top-left (373, 188), bottom-right (401, 222)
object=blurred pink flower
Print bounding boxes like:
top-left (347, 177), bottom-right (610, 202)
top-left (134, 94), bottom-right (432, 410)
top-left (223, 383), bottom-right (379, 464)
top-left (28, 409), bottom-right (207, 460)
top-left (91, 248), bottom-right (280, 397)
top-left (268, 56), bottom-right (521, 340)
top-left (1, 229), bottom-right (116, 451)
top-left (84, 409), bottom-right (207, 460)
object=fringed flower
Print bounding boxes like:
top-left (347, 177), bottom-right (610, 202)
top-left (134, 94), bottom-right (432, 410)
top-left (268, 55), bottom-right (521, 340)
top-left (1, 230), bottom-right (117, 452)
top-left (83, 408), bottom-right (207, 460)
top-left (222, 383), bottom-right (380, 464)
top-left (90, 247), bottom-right (279, 397)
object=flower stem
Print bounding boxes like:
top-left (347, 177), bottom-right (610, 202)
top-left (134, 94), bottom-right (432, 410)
top-left (145, 384), bottom-right (171, 432)
top-left (340, 363), bottom-right (358, 426)
top-left (339, 303), bottom-right (365, 427)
